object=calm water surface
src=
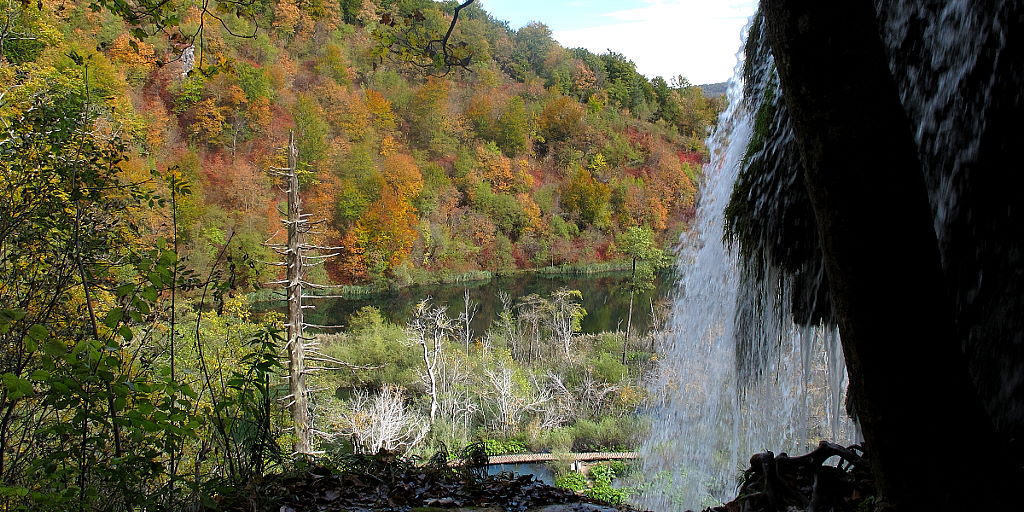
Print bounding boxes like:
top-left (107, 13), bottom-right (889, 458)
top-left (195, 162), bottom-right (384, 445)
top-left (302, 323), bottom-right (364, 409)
top-left (305, 271), bottom-right (677, 334)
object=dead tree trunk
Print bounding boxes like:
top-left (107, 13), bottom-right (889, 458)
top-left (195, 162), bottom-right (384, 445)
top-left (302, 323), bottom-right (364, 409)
top-left (459, 288), bottom-right (477, 354)
top-left (283, 132), bottom-right (312, 456)
top-left (266, 132), bottom-right (347, 456)
top-left (410, 300), bottom-right (451, 425)
top-left (623, 257), bottom-right (635, 365)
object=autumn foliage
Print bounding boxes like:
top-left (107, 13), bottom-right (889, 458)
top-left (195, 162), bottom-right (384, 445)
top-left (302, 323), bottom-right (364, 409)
top-left (2, 0), bottom-right (725, 287)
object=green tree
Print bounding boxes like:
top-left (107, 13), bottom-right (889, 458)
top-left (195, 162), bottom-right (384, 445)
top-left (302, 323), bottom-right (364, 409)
top-left (406, 77), bottom-right (450, 151)
top-left (651, 76), bottom-right (681, 124)
top-left (617, 226), bottom-right (668, 363)
top-left (560, 167), bottom-right (611, 229)
top-left (472, 182), bottom-right (531, 240)
top-left (599, 51), bottom-right (655, 115)
top-left (514, 21), bottom-right (556, 77)
top-left (0, 89), bottom-right (194, 510)
top-left (495, 96), bottom-right (530, 156)
top-left (0, 1), bottom-right (61, 64)
top-left (294, 94), bottom-right (331, 171)
top-left (0, 78), bottom-right (281, 511)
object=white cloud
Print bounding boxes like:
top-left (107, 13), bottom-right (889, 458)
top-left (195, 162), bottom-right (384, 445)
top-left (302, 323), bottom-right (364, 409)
top-left (552, 1), bottom-right (756, 84)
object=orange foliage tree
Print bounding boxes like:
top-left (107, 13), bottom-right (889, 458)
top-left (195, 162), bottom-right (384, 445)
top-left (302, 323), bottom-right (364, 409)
top-left (339, 151), bottom-right (423, 280)
top-left (365, 89), bottom-right (397, 133)
top-left (108, 33), bottom-right (155, 65)
top-left (537, 95), bottom-right (585, 144)
top-left (350, 188), bottom-right (419, 278)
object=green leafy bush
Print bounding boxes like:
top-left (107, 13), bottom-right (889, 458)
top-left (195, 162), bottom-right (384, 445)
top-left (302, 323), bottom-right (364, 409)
top-left (235, 62), bottom-right (271, 101)
top-left (554, 472), bottom-right (587, 492)
top-left (555, 464), bottom-right (633, 505)
top-left (570, 417), bottom-right (638, 452)
top-left (585, 483), bottom-right (631, 506)
top-left (585, 464), bottom-right (632, 505)
top-left (482, 438), bottom-right (528, 456)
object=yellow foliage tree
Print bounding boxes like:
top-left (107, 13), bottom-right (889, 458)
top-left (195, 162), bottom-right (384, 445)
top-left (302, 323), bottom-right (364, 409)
top-left (246, 97), bottom-right (272, 135)
top-left (107, 33), bottom-right (156, 67)
top-left (381, 152), bottom-right (423, 201)
top-left (538, 95), bottom-right (585, 143)
top-left (351, 187), bottom-right (419, 276)
top-left (190, 98), bottom-right (226, 145)
top-left (516, 193), bottom-right (544, 235)
top-left (365, 89), bottom-right (397, 132)
top-left (474, 143), bottom-right (515, 192)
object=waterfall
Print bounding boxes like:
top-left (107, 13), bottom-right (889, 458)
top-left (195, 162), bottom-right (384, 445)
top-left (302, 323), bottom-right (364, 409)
top-left (636, 14), bottom-right (854, 511)
top-left (638, 1), bottom-right (1023, 509)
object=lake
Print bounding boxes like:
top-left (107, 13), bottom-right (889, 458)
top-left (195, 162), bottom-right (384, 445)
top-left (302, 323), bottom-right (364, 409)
top-left (304, 271), bottom-right (678, 335)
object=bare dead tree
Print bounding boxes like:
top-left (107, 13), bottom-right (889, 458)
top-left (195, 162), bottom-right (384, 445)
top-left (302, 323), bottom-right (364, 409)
top-left (539, 372), bottom-right (574, 429)
top-left (481, 365), bottom-right (550, 437)
top-left (516, 294), bottom-right (545, 363)
top-left (577, 371), bottom-right (621, 420)
top-left (495, 291), bottom-right (518, 355)
top-left (648, 297), bottom-right (668, 352)
top-left (265, 132), bottom-right (345, 456)
top-left (457, 288), bottom-right (478, 354)
top-left (435, 351), bottom-right (478, 440)
top-left (408, 299), bottom-right (454, 424)
top-left (480, 330), bottom-right (497, 353)
top-left (324, 385), bottom-right (428, 454)
top-left (549, 288), bottom-right (585, 358)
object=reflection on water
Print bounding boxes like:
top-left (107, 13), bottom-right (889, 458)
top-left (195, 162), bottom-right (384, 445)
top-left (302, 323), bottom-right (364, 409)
top-left (486, 463), bottom-right (556, 486)
top-left (306, 271), bottom-right (677, 334)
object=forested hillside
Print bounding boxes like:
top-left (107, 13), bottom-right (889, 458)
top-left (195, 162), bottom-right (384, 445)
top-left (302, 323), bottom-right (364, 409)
top-left (2, 0), bottom-right (722, 288)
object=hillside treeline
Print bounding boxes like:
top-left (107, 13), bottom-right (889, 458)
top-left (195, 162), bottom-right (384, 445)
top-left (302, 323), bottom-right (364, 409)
top-left (2, 0), bottom-right (722, 288)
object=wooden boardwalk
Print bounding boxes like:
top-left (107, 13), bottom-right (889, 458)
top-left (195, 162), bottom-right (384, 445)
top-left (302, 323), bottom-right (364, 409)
top-left (487, 452), bottom-right (638, 465)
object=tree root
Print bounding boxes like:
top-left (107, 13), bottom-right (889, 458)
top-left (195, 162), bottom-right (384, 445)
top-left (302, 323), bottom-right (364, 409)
top-left (699, 441), bottom-right (876, 512)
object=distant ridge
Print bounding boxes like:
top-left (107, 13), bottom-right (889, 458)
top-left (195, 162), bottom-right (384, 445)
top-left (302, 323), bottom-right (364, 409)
top-left (698, 82), bottom-right (729, 97)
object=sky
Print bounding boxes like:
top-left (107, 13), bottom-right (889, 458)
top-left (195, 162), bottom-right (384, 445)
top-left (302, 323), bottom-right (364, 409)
top-left (477, 0), bottom-right (759, 85)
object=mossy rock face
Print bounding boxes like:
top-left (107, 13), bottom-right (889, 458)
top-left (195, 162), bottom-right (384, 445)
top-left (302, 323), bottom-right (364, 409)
top-left (722, 9), bottom-right (834, 330)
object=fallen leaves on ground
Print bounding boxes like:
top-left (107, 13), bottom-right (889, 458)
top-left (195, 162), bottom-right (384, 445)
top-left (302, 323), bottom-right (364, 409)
top-left (211, 444), bottom-right (642, 512)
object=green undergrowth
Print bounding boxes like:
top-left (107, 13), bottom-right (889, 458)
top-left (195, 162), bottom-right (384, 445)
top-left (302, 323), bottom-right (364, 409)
top-left (482, 438), bottom-right (529, 456)
top-left (554, 461), bottom-right (636, 506)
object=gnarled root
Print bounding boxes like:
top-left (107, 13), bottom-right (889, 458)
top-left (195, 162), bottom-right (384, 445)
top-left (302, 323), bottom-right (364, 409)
top-left (699, 442), bottom-right (875, 512)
